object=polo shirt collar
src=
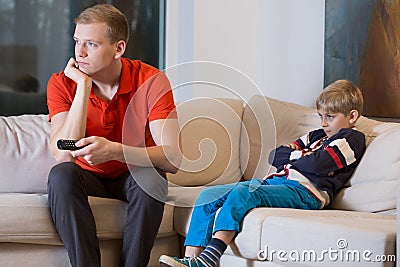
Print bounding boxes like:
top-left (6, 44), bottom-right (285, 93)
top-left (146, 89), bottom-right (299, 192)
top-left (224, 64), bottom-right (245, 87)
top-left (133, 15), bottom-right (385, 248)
top-left (116, 58), bottom-right (132, 95)
top-left (89, 58), bottom-right (132, 99)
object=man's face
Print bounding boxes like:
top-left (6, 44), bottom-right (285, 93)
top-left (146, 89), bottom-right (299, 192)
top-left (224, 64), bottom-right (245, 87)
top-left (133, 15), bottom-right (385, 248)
top-left (73, 23), bottom-right (117, 76)
top-left (317, 109), bottom-right (353, 138)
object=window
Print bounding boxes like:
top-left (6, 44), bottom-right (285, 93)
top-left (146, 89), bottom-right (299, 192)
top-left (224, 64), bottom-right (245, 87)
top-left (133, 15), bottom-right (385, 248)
top-left (0, 0), bottom-right (164, 115)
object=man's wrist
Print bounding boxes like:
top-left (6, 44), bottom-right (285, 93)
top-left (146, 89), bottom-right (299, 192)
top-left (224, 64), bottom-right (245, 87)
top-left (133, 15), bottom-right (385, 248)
top-left (113, 142), bottom-right (125, 162)
top-left (74, 78), bottom-right (92, 97)
top-left (77, 76), bottom-right (92, 89)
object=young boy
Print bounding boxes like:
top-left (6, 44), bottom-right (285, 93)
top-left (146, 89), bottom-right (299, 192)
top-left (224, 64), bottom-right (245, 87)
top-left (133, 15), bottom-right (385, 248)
top-left (159, 80), bottom-right (366, 267)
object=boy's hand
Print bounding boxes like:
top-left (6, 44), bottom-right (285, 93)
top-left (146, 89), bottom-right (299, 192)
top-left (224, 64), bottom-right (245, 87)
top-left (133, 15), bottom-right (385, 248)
top-left (284, 143), bottom-right (300, 150)
top-left (303, 151), bottom-right (312, 156)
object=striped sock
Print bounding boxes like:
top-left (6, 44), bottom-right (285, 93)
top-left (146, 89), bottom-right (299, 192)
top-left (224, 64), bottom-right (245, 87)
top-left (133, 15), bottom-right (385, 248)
top-left (198, 238), bottom-right (227, 267)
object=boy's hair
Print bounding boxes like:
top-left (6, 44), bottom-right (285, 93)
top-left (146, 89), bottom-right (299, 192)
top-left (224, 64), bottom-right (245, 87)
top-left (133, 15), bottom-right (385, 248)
top-left (316, 79), bottom-right (364, 116)
top-left (75, 4), bottom-right (129, 44)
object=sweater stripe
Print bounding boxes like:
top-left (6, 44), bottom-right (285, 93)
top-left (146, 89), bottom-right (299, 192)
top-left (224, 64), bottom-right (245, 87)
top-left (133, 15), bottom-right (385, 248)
top-left (325, 147), bottom-right (343, 169)
top-left (328, 138), bottom-right (357, 166)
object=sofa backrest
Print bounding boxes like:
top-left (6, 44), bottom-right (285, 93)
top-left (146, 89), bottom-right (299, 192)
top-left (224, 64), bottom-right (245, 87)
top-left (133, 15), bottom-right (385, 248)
top-left (0, 97), bottom-right (245, 193)
top-left (167, 98), bottom-right (244, 186)
top-left (240, 95), bottom-right (320, 179)
top-left (0, 115), bottom-right (57, 193)
top-left (240, 95), bottom-right (400, 213)
top-left (332, 116), bottom-right (400, 212)
top-left (2, 96), bottom-right (399, 213)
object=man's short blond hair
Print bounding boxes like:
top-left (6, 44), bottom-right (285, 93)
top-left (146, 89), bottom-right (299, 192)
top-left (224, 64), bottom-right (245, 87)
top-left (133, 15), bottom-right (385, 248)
top-left (316, 79), bottom-right (364, 116)
top-left (74, 4), bottom-right (129, 44)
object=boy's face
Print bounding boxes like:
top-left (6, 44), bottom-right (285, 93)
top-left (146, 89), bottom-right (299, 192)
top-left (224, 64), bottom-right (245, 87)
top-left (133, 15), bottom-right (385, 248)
top-left (73, 23), bottom-right (118, 77)
top-left (317, 109), bottom-right (357, 138)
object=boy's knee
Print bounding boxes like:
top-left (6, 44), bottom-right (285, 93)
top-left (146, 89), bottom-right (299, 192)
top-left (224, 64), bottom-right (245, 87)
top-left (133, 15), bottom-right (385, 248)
top-left (228, 185), bottom-right (254, 200)
top-left (194, 186), bottom-right (226, 208)
top-left (196, 187), bottom-right (215, 205)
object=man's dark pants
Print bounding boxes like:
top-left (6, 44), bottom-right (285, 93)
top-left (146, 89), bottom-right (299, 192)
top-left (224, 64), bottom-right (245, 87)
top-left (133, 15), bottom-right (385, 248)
top-left (47, 162), bottom-right (167, 267)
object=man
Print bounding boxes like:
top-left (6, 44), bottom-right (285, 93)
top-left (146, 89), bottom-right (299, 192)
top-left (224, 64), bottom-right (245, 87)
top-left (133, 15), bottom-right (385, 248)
top-left (47, 4), bottom-right (180, 267)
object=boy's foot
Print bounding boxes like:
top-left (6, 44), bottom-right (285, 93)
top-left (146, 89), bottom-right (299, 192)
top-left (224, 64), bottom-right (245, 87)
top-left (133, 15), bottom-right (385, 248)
top-left (159, 255), bottom-right (209, 267)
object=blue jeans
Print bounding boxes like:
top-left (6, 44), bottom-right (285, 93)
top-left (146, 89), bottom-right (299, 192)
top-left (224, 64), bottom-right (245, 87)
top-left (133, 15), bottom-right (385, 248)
top-left (184, 177), bottom-right (321, 247)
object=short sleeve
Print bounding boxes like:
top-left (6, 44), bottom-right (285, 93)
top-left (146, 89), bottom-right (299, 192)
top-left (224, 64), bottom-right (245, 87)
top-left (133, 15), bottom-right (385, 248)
top-left (146, 72), bottom-right (177, 122)
top-left (47, 72), bottom-right (75, 120)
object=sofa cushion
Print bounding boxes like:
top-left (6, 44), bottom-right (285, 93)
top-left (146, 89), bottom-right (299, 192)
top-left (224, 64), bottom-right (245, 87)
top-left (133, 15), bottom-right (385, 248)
top-left (254, 214), bottom-right (395, 266)
top-left (174, 206), bottom-right (395, 264)
top-left (0, 240), bottom-right (122, 267)
top-left (0, 115), bottom-right (57, 193)
top-left (167, 98), bottom-right (244, 186)
top-left (0, 194), bottom-right (176, 245)
top-left (167, 185), bottom-right (205, 208)
top-left (241, 95), bottom-right (319, 180)
top-left (232, 209), bottom-right (395, 261)
top-left (332, 117), bottom-right (400, 212)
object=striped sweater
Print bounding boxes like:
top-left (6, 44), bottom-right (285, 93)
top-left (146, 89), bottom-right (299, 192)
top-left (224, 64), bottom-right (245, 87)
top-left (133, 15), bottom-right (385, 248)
top-left (269, 128), bottom-right (366, 206)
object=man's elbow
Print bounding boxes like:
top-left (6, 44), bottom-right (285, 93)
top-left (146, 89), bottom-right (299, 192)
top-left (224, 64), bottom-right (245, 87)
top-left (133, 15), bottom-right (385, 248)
top-left (55, 154), bottom-right (75, 163)
top-left (162, 149), bottom-right (182, 174)
top-left (51, 148), bottom-right (75, 163)
top-left (157, 161), bottom-right (179, 174)
top-left (166, 164), bottom-right (179, 174)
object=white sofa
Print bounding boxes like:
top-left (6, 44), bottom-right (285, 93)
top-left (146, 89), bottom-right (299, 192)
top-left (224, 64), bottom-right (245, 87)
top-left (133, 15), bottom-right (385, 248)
top-left (0, 96), bottom-right (398, 267)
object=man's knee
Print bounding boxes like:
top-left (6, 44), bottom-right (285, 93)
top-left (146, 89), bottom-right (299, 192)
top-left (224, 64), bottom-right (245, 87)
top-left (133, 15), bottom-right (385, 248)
top-left (127, 167), bottom-right (168, 204)
top-left (48, 162), bottom-right (82, 195)
top-left (124, 170), bottom-right (165, 221)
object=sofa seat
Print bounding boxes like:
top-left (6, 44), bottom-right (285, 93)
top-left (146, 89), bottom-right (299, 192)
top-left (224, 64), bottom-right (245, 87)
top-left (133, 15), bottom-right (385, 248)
top-left (0, 193), bottom-right (176, 244)
top-left (174, 205), bottom-right (396, 266)
top-left (0, 193), bottom-right (179, 267)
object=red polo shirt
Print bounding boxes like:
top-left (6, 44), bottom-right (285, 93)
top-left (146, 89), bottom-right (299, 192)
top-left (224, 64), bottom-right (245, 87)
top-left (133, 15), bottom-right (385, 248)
top-left (47, 58), bottom-right (177, 178)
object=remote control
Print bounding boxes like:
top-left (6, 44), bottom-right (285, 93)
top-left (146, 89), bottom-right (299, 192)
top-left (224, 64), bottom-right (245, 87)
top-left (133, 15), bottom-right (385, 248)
top-left (57, 139), bottom-right (86, 151)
